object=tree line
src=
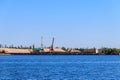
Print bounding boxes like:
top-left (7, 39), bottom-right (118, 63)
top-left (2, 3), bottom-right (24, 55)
top-left (62, 47), bottom-right (120, 55)
top-left (0, 44), bottom-right (35, 49)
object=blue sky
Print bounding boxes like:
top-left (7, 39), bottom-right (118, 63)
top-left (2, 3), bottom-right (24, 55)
top-left (0, 0), bottom-right (120, 48)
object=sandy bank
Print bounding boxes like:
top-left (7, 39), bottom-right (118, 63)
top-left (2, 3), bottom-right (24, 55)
top-left (0, 48), bottom-right (32, 53)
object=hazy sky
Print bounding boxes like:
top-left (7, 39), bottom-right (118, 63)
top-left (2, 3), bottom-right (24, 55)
top-left (0, 0), bottom-right (120, 48)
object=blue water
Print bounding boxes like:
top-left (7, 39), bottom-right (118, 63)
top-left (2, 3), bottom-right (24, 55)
top-left (0, 55), bottom-right (120, 80)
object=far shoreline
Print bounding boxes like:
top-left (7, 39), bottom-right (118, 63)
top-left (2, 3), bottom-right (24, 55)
top-left (0, 53), bottom-right (119, 55)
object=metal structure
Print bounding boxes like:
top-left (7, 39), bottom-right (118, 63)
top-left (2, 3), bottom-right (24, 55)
top-left (40, 36), bottom-right (44, 52)
top-left (50, 37), bottom-right (54, 52)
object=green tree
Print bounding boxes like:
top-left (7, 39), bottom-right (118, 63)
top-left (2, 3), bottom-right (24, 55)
top-left (61, 47), bottom-right (67, 51)
top-left (32, 44), bottom-right (35, 49)
top-left (0, 44), bottom-right (2, 48)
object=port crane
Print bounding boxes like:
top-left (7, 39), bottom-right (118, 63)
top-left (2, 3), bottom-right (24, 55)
top-left (40, 36), bottom-right (44, 52)
top-left (50, 37), bottom-right (54, 52)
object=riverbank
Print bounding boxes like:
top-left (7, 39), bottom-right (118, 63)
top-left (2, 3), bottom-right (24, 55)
top-left (0, 48), bottom-right (119, 55)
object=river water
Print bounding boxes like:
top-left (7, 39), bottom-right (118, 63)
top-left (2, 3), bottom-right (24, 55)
top-left (0, 55), bottom-right (120, 80)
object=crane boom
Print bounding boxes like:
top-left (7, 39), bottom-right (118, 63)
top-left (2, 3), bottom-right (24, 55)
top-left (52, 37), bottom-right (54, 47)
top-left (41, 36), bottom-right (43, 50)
top-left (50, 37), bottom-right (54, 52)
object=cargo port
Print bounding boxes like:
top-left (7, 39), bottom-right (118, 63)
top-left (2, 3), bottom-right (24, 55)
top-left (0, 37), bottom-right (81, 55)
top-left (0, 37), bottom-right (119, 55)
